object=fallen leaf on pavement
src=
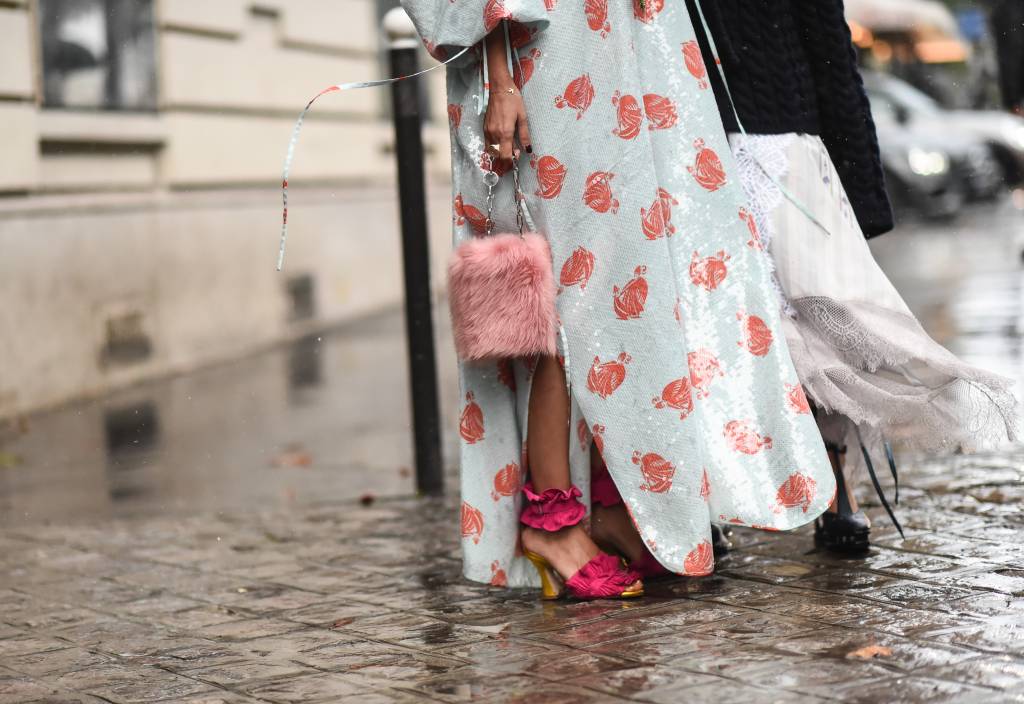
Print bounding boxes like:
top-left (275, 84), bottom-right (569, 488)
top-left (846, 644), bottom-right (892, 659)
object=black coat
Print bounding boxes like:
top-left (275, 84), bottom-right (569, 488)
top-left (991, 0), bottom-right (1024, 112)
top-left (685, 0), bottom-right (895, 238)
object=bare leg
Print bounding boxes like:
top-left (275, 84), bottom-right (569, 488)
top-left (525, 355), bottom-right (573, 493)
top-left (591, 503), bottom-right (647, 563)
top-left (587, 447), bottom-right (647, 562)
top-left (521, 356), bottom-right (639, 587)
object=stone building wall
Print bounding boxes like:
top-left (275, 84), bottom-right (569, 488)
top-left (0, 0), bottom-right (454, 419)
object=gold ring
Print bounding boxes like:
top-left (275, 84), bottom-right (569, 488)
top-left (488, 143), bottom-right (501, 153)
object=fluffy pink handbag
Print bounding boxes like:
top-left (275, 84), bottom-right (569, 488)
top-left (447, 159), bottom-right (557, 361)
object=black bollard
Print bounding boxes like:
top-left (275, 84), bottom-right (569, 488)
top-left (387, 18), bottom-right (444, 496)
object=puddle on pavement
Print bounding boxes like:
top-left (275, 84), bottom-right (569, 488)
top-left (0, 202), bottom-right (1021, 525)
top-left (0, 311), bottom-right (460, 524)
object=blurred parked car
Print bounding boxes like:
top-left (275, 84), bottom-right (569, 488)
top-left (864, 70), bottom-right (1024, 189)
top-left (868, 91), bottom-right (965, 219)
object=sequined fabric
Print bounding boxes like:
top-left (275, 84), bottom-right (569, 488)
top-left (404, 0), bottom-right (836, 587)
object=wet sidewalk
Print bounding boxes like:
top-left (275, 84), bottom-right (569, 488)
top-left (1, 446), bottom-right (1024, 703)
top-left (1, 202), bottom-right (1023, 702)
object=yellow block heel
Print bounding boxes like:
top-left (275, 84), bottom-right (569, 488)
top-left (523, 549), bottom-right (565, 600)
top-left (620, 584), bottom-right (645, 599)
top-left (524, 549), bottom-right (645, 600)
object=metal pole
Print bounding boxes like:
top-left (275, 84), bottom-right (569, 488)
top-left (384, 8), bottom-right (444, 496)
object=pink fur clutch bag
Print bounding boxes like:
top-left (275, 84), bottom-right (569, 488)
top-left (448, 232), bottom-right (558, 361)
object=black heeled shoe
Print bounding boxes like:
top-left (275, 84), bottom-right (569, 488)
top-left (814, 442), bottom-right (871, 554)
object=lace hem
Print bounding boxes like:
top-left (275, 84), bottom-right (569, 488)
top-left (783, 298), bottom-right (1020, 453)
top-left (729, 133), bottom-right (796, 317)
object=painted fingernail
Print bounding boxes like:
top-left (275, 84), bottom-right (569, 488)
top-left (525, 145), bottom-right (533, 153)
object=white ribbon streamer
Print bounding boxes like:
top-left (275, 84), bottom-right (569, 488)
top-left (277, 46), bottom-right (470, 271)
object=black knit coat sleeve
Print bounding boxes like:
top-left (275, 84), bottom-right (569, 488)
top-left (791, 0), bottom-right (894, 237)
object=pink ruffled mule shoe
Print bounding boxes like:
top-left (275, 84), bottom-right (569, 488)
top-left (520, 482), bottom-right (644, 600)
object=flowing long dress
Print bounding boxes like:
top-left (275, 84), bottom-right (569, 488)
top-left (729, 133), bottom-right (1020, 460)
top-left (402, 0), bottom-right (837, 587)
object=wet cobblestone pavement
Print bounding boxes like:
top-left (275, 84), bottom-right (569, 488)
top-left (1, 446), bottom-right (1024, 703)
top-left (1, 201), bottom-right (1024, 702)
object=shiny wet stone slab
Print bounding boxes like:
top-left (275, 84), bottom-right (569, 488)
top-left (1, 448), bottom-right (1024, 702)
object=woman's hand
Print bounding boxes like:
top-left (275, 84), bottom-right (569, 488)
top-left (484, 86), bottom-right (531, 167)
top-left (483, 24), bottom-right (531, 169)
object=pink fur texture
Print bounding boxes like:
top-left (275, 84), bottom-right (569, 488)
top-left (448, 232), bottom-right (557, 361)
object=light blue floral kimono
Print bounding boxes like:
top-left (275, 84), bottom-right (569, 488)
top-left (402, 0), bottom-right (836, 588)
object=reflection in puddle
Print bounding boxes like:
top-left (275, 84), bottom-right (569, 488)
top-left (288, 334), bottom-right (323, 401)
top-left (105, 401), bottom-right (160, 458)
top-left (1, 310), bottom-right (461, 523)
top-left (104, 400), bottom-right (160, 502)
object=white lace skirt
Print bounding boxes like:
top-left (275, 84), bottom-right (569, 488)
top-left (729, 133), bottom-right (1019, 455)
